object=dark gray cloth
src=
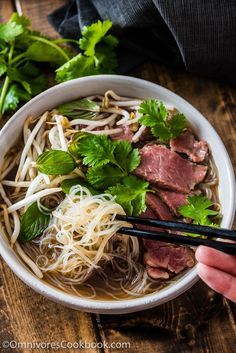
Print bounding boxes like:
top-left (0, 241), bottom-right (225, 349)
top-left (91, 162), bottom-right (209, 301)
top-left (48, 0), bottom-right (236, 84)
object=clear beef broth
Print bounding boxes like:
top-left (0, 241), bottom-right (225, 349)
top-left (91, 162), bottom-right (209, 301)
top-left (42, 257), bottom-right (178, 300)
top-left (0, 95), bottom-right (220, 301)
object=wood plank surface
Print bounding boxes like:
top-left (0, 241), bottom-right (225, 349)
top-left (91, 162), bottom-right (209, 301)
top-left (0, 1), bottom-right (235, 353)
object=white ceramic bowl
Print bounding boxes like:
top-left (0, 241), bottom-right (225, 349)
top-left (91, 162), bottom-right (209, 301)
top-left (0, 75), bottom-right (235, 314)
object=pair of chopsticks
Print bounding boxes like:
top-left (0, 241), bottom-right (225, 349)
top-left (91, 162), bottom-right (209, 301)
top-left (116, 215), bottom-right (236, 255)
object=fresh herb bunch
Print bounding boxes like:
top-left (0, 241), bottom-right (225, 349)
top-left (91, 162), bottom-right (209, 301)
top-left (69, 134), bottom-right (141, 186)
top-left (139, 99), bottom-right (186, 141)
top-left (0, 14), bottom-right (118, 118)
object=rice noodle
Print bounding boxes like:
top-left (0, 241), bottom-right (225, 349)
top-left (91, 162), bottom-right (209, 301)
top-left (15, 242), bottom-right (43, 278)
top-left (31, 186), bottom-right (131, 282)
top-left (24, 186), bottom-right (147, 297)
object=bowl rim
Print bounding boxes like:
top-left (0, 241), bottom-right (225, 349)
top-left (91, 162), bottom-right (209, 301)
top-left (0, 74), bottom-right (235, 314)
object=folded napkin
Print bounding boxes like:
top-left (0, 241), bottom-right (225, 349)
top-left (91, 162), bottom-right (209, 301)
top-left (48, 0), bottom-right (236, 84)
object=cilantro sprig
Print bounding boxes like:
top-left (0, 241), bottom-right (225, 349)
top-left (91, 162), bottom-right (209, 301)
top-left (74, 134), bottom-right (118, 168)
top-left (55, 20), bottom-right (118, 82)
top-left (68, 133), bottom-right (148, 215)
top-left (0, 14), bottom-right (118, 118)
top-left (139, 99), bottom-right (186, 142)
top-left (106, 176), bottom-right (149, 216)
top-left (69, 135), bottom-right (141, 188)
top-left (0, 13), bottom-right (70, 117)
top-left (178, 195), bottom-right (219, 226)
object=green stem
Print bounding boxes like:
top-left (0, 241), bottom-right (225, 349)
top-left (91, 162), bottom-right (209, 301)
top-left (29, 35), bottom-right (70, 61)
top-left (53, 38), bottom-right (80, 46)
top-left (8, 42), bottom-right (15, 62)
top-left (14, 58), bottom-right (28, 68)
top-left (0, 42), bottom-right (15, 117)
top-left (11, 52), bottom-right (26, 64)
top-left (0, 76), bottom-right (10, 117)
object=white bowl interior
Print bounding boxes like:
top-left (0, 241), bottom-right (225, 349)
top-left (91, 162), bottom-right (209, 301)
top-left (0, 75), bottom-right (235, 314)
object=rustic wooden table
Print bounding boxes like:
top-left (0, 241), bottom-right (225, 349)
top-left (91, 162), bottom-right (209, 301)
top-left (0, 1), bottom-right (236, 352)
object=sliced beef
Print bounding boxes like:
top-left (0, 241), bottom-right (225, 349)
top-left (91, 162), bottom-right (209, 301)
top-left (140, 193), bottom-right (195, 279)
top-left (170, 131), bottom-right (208, 163)
top-left (157, 189), bottom-right (188, 216)
top-left (134, 144), bottom-right (208, 193)
top-left (141, 207), bottom-right (157, 219)
top-left (138, 207), bottom-right (161, 232)
top-left (146, 192), bottom-right (173, 220)
top-left (110, 125), bottom-right (133, 142)
top-left (144, 244), bottom-right (195, 275)
top-left (147, 267), bottom-right (170, 279)
top-left (139, 196), bottom-right (175, 254)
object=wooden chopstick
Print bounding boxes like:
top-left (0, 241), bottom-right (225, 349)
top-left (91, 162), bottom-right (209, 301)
top-left (116, 215), bottom-right (236, 255)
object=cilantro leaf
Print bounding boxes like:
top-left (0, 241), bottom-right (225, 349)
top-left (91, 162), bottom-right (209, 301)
top-left (151, 123), bottom-right (171, 141)
top-left (87, 165), bottom-right (126, 189)
top-left (0, 21), bottom-right (24, 42)
top-left (55, 54), bottom-right (98, 82)
top-left (68, 131), bottom-right (89, 156)
top-left (168, 113), bottom-right (187, 139)
top-left (95, 44), bottom-right (118, 73)
top-left (106, 176), bottom-right (149, 216)
top-left (139, 99), bottom-right (167, 126)
top-left (79, 20), bottom-right (114, 56)
top-left (69, 134), bottom-right (141, 173)
top-left (113, 140), bottom-right (140, 173)
top-left (25, 41), bottom-right (68, 66)
top-left (102, 34), bottom-right (119, 48)
top-left (75, 134), bottom-right (116, 167)
top-left (18, 62), bottom-right (47, 95)
top-left (139, 99), bottom-right (186, 141)
top-left (7, 67), bottom-right (31, 93)
top-left (10, 13), bottom-right (31, 30)
top-left (7, 64), bottom-right (47, 95)
top-left (178, 195), bottom-right (219, 226)
top-left (2, 83), bottom-right (31, 114)
top-left (56, 20), bottom-right (118, 82)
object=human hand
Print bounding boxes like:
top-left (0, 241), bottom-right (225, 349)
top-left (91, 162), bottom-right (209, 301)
top-left (195, 245), bottom-right (236, 302)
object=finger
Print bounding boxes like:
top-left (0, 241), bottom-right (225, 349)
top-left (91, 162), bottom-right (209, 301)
top-left (195, 245), bottom-right (236, 276)
top-left (197, 263), bottom-right (236, 302)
